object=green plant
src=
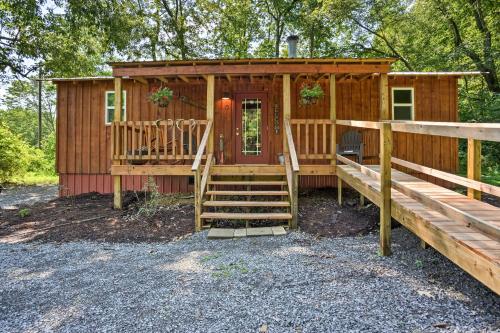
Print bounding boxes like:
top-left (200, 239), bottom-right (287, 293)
top-left (0, 125), bottom-right (32, 183)
top-left (133, 176), bottom-right (162, 218)
top-left (149, 87), bottom-right (173, 107)
top-left (18, 208), bottom-right (31, 218)
top-left (415, 259), bottom-right (424, 269)
top-left (299, 82), bottom-right (324, 105)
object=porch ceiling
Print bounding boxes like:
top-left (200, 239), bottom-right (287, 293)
top-left (110, 57), bottom-right (396, 79)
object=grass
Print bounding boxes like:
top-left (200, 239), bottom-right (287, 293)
top-left (9, 172), bottom-right (59, 186)
top-left (481, 173), bottom-right (500, 186)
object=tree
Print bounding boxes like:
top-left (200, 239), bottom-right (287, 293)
top-left (0, 79), bottom-right (56, 146)
top-left (433, 0), bottom-right (499, 92)
top-left (206, 0), bottom-right (262, 58)
top-left (259, 0), bottom-right (301, 57)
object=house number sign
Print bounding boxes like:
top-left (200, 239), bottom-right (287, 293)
top-left (274, 103), bottom-right (280, 134)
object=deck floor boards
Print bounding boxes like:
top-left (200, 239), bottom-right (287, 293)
top-left (337, 164), bottom-right (500, 294)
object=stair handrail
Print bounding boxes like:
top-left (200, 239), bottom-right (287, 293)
top-left (200, 154), bottom-right (214, 197)
top-left (191, 120), bottom-right (213, 172)
top-left (284, 119), bottom-right (299, 172)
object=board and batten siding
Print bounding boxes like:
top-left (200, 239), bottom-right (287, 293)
top-left (56, 76), bottom-right (458, 196)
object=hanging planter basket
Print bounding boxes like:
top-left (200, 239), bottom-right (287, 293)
top-left (299, 81), bottom-right (324, 106)
top-left (149, 87), bottom-right (173, 108)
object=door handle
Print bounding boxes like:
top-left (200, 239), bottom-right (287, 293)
top-left (236, 127), bottom-right (239, 136)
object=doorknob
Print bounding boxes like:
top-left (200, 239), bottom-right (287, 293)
top-left (236, 127), bottom-right (239, 136)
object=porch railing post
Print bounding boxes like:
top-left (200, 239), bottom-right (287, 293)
top-left (467, 138), bottom-right (481, 200)
top-left (379, 72), bottom-right (391, 255)
top-left (379, 122), bottom-right (392, 255)
top-left (113, 77), bottom-right (122, 209)
top-left (206, 75), bottom-right (215, 154)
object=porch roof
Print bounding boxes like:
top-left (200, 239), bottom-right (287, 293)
top-left (109, 57), bottom-right (397, 78)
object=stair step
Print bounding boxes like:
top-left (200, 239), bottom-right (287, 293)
top-left (208, 180), bottom-right (287, 186)
top-left (206, 190), bottom-right (289, 196)
top-left (203, 200), bottom-right (290, 207)
top-left (201, 212), bottom-right (292, 220)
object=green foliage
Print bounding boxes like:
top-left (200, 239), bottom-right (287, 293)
top-left (149, 87), bottom-right (173, 107)
top-left (18, 208), bottom-right (31, 218)
top-left (299, 82), bottom-right (324, 105)
top-left (0, 125), bottom-right (31, 182)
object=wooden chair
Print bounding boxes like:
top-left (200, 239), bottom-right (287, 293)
top-left (336, 130), bottom-right (364, 164)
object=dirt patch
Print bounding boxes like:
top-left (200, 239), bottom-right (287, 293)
top-left (298, 188), bottom-right (380, 238)
top-left (0, 192), bottom-right (195, 244)
top-left (0, 189), bottom-right (381, 243)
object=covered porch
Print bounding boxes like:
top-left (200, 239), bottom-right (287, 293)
top-left (109, 58), bottom-right (396, 230)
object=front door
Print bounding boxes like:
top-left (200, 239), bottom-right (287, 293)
top-left (235, 93), bottom-right (269, 164)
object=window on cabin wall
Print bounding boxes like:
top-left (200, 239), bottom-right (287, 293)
top-left (392, 88), bottom-right (414, 120)
top-left (105, 91), bottom-right (127, 124)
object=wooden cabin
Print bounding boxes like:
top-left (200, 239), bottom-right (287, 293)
top-left (54, 58), bottom-right (464, 230)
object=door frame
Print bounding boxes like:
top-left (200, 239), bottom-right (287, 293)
top-left (233, 92), bottom-right (270, 164)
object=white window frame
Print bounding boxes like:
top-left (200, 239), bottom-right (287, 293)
top-left (105, 90), bottom-right (126, 125)
top-left (391, 87), bottom-right (414, 121)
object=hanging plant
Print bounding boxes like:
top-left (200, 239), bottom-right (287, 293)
top-left (299, 81), bottom-right (324, 105)
top-left (149, 87), bottom-right (173, 107)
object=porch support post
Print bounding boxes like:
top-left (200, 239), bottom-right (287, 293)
top-left (206, 74), bottom-right (215, 154)
top-left (113, 77), bottom-right (122, 209)
top-left (330, 74), bottom-right (336, 166)
top-left (467, 138), bottom-right (481, 200)
top-left (283, 74), bottom-right (291, 153)
top-left (379, 73), bottom-right (392, 256)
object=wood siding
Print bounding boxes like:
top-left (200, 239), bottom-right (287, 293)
top-left (56, 76), bottom-right (458, 195)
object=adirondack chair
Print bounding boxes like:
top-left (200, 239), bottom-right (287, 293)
top-left (336, 130), bottom-right (364, 164)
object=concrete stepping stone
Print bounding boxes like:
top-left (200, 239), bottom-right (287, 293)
top-left (207, 228), bottom-right (234, 239)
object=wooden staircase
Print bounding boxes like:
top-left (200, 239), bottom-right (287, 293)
top-left (196, 165), bottom-right (294, 229)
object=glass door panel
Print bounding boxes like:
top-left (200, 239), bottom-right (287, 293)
top-left (241, 98), bottom-right (262, 156)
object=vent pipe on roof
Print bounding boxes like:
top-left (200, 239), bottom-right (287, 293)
top-left (286, 35), bottom-right (299, 58)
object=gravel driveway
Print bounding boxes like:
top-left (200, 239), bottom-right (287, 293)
top-left (0, 185), bottom-right (59, 209)
top-left (0, 228), bottom-right (498, 332)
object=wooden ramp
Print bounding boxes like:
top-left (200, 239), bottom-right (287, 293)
top-left (337, 165), bottom-right (500, 294)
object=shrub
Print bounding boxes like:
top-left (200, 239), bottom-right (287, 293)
top-left (0, 125), bottom-right (32, 182)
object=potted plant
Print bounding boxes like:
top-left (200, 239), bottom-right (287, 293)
top-left (299, 81), bottom-right (324, 105)
top-left (149, 87), bottom-right (173, 107)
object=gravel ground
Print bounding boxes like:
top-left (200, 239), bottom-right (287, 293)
top-left (0, 185), bottom-right (59, 209)
top-left (0, 228), bottom-right (498, 333)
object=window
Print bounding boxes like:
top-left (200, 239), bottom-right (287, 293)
top-left (392, 88), bottom-right (414, 120)
top-left (105, 91), bottom-right (126, 124)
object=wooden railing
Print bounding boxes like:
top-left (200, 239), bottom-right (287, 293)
top-left (284, 119), bottom-right (299, 229)
top-left (111, 119), bottom-right (209, 162)
top-left (289, 119), bottom-right (335, 160)
top-left (192, 120), bottom-right (213, 231)
top-left (335, 119), bottom-right (500, 254)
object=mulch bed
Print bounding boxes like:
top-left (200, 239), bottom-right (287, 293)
top-left (0, 192), bottom-right (195, 243)
top-left (0, 188), bottom-right (380, 244)
top-left (1, 187), bottom-right (497, 244)
top-left (298, 188), bottom-right (380, 238)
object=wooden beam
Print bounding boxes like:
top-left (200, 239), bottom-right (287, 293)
top-left (113, 77), bottom-right (122, 210)
top-left (379, 122), bottom-right (392, 256)
top-left (225, 74), bottom-right (231, 82)
top-left (134, 77), bottom-right (148, 85)
top-left (283, 74), bottom-right (291, 153)
top-left (336, 120), bottom-right (381, 129)
top-left (390, 121), bottom-right (500, 142)
top-left (114, 63), bottom-right (392, 77)
top-left (156, 76), bottom-right (168, 83)
top-left (379, 73), bottom-right (390, 120)
top-left (467, 138), bottom-right (482, 200)
top-left (294, 73), bottom-right (304, 83)
top-left (330, 74), bottom-right (336, 168)
top-left (206, 75), bottom-right (215, 153)
top-left (112, 164), bottom-right (194, 176)
top-left (284, 120), bottom-right (299, 172)
top-left (392, 157), bottom-right (499, 197)
top-left (178, 75), bottom-right (190, 83)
